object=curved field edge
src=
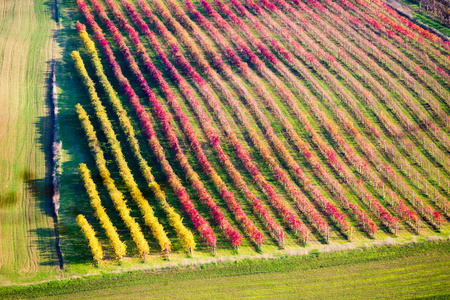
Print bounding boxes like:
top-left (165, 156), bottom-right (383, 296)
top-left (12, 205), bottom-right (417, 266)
top-left (0, 0), bottom-right (60, 284)
top-left (1, 240), bottom-right (450, 299)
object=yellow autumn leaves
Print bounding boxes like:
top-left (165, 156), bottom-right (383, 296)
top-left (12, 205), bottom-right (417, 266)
top-left (73, 28), bottom-right (196, 259)
top-left (79, 163), bottom-right (127, 259)
top-left (76, 214), bottom-right (103, 262)
top-left (76, 104), bottom-right (150, 257)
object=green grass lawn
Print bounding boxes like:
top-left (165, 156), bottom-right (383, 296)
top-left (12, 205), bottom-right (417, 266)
top-left (395, 0), bottom-right (450, 37)
top-left (1, 240), bottom-right (449, 299)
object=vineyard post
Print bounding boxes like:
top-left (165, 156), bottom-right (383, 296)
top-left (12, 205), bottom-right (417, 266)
top-left (96, 249), bottom-right (100, 267)
top-left (417, 219), bottom-right (420, 234)
top-left (395, 220), bottom-right (398, 235)
top-left (416, 171), bottom-right (419, 187)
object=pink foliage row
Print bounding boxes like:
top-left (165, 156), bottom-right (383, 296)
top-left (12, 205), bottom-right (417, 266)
top-left (135, 0), bottom-right (312, 242)
top-left (184, 0), bottom-right (354, 236)
top-left (76, 0), bottom-right (218, 248)
top-left (250, 0), bottom-right (421, 230)
top-left (199, 0), bottom-right (388, 235)
top-left (140, 0), bottom-right (332, 238)
top-left (90, 0), bottom-right (246, 248)
top-left (104, 0), bottom-right (269, 247)
top-left (292, 0), bottom-right (448, 225)
top-left (190, 0), bottom-right (383, 236)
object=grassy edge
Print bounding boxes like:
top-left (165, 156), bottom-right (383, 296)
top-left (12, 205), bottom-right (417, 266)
top-left (1, 238), bottom-right (450, 298)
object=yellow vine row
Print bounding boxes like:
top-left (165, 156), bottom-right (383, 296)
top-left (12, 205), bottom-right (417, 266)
top-left (76, 214), bottom-right (103, 262)
top-left (72, 50), bottom-right (170, 252)
top-left (75, 103), bottom-right (150, 257)
top-left (77, 29), bottom-right (195, 252)
top-left (79, 163), bottom-right (127, 259)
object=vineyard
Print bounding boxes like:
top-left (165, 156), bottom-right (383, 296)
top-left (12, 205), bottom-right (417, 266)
top-left (55, 0), bottom-right (450, 267)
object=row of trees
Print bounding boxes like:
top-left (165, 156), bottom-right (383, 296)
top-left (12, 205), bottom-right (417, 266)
top-left (182, 0), bottom-right (368, 236)
top-left (253, 0), bottom-right (443, 226)
top-left (76, 24), bottom-right (196, 253)
top-left (73, 0), bottom-right (447, 256)
top-left (76, 0), bottom-right (218, 249)
top-left (198, 0), bottom-right (388, 235)
top-left (76, 214), bottom-right (103, 263)
top-left (72, 47), bottom-right (171, 253)
top-left (79, 163), bottom-right (127, 260)
top-left (90, 0), bottom-right (244, 248)
top-left (147, 0), bottom-right (355, 239)
top-left (137, 0), bottom-right (327, 240)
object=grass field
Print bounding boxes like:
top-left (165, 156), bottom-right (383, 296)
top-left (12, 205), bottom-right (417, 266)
top-left (394, 0), bottom-right (450, 37)
top-left (1, 240), bottom-right (450, 299)
top-left (0, 0), bottom-right (60, 284)
top-left (2, 0), bottom-right (450, 296)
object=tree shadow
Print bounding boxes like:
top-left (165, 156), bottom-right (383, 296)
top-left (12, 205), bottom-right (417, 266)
top-left (0, 190), bottom-right (18, 208)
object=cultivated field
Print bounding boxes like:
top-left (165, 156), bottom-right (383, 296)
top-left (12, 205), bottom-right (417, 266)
top-left (0, 0), bottom-right (60, 284)
top-left (56, 0), bottom-right (450, 265)
top-left (1, 241), bottom-right (450, 299)
top-left (1, 0), bottom-right (450, 296)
